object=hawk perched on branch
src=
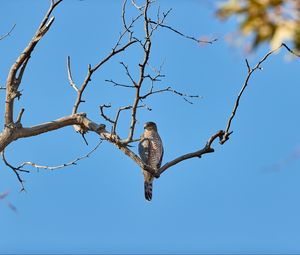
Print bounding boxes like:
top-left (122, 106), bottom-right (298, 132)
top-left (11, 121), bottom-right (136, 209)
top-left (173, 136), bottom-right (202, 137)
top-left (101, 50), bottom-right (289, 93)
top-left (139, 122), bottom-right (164, 201)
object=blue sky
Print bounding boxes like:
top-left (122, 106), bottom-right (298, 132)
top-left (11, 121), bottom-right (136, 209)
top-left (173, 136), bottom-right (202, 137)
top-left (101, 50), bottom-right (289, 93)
top-left (1, 0), bottom-right (300, 254)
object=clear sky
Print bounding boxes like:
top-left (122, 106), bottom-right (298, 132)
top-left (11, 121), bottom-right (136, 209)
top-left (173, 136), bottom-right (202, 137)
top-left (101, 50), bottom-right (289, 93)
top-left (1, 0), bottom-right (300, 254)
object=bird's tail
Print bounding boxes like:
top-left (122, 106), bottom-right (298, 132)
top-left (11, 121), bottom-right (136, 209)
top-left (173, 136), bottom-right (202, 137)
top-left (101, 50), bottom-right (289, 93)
top-left (144, 180), bottom-right (153, 201)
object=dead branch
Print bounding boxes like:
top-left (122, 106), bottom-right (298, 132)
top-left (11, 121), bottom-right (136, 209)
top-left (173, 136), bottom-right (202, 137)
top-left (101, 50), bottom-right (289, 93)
top-left (158, 130), bottom-right (224, 176)
top-left (70, 28), bottom-right (138, 116)
top-left (100, 104), bottom-right (149, 135)
top-left (140, 86), bottom-right (200, 104)
top-left (105, 79), bottom-right (135, 88)
top-left (282, 43), bottom-right (300, 57)
top-left (148, 20), bottom-right (217, 44)
top-left (0, 24), bottom-right (16, 41)
top-left (16, 108), bottom-right (25, 124)
top-left (152, 43), bottom-right (300, 177)
top-left (67, 56), bottom-right (79, 92)
top-left (131, 0), bottom-right (144, 11)
top-left (14, 113), bottom-right (105, 141)
top-left (18, 139), bottom-right (103, 171)
top-left (120, 62), bottom-right (137, 86)
top-left (220, 43), bottom-right (299, 144)
top-left (5, 0), bottom-right (62, 126)
top-left (124, 0), bottom-right (152, 143)
top-left (2, 140), bottom-right (102, 190)
top-left (112, 106), bottom-right (133, 134)
top-left (122, 0), bottom-right (143, 35)
top-left (2, 150), bottom-right (26, 191)
top-left (100, 104), bottom-right (115, 124)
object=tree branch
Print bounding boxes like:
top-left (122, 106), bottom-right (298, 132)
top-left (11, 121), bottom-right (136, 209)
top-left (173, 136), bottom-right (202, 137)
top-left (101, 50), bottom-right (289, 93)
top-left (14, 113), bottom-right (104, 140)
top-left (140, 86), bottom-right (200, 104)
top-left (125, 0), bottom-right (152, 143)
top-left (4, 0), bottom-right (62, 126)
top-left (148, 20), bottom-right (217, 44)
top-left (18, 139), bottom-right (103, 171)
top-left (112, 105), bottom-right (132, 135)
top-left (71, 37), bottom-right (138, 116)
top-left (100, 104), bottom-right (115, 124)
top-left (220, 43), bottom-right (299, 144)
top-left (158, 130), bottom-right (224, 176)
top-left (67, 56), bottom-right (79, 92)
top-left (16, 108), bottom-right (25, 124)
top-left (0, 24), bottom-right (16, 41)
top-left (2, 150), bottom-right (26, 192)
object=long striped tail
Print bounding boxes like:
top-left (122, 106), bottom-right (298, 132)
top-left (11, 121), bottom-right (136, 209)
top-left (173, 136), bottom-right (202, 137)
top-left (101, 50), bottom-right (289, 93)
top-left (144, 181), bottom-right (153, 201)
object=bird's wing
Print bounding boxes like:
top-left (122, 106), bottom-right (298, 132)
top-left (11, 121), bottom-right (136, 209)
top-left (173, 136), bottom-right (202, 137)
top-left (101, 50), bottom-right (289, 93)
top-left (157, 144), bottom-right (164, 169)
top-left (138, 137), bottom-right (150, 164)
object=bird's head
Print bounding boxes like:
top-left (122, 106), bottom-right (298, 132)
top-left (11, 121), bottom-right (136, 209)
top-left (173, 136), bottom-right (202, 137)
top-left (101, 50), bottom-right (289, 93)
top-left (144, 121), bottom-right (157, 131)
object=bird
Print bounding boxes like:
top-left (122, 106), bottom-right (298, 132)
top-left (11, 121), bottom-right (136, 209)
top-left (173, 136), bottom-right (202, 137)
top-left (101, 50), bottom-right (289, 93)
top-left (138, 122), bottom-right (164, 201)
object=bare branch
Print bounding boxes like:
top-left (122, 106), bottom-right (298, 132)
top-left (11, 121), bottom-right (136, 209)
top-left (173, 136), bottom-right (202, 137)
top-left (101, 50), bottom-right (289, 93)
top-left (93, 40), bottom-right (138, 73)
top-left (282, 43), bottom-right (300, 57)
top-left (122, 0), bottom-right (130, 32)
top-left (39, 0), bottom-right (62, 30)
top-left (142, 43), bottom-right (300, 177)
top-left (158, 130), bottom-right (224, 176)
top-left (112, 105), bottom-right (132, 134)
top-left (125, 0), bottom-right (152, 143)
top-left (2, 150), bottom-right (26, 192)
top-left (16, 108), bottom-right (25, 124)
top-left (245, 59), bottom-right (251, 73)
top-left (67, 56), bottom-right (79, 92)
top-left (131, 0), bottom-right (145, 11)
top-left (220, 43), bottom-right (300, 144)
top-left (18, 139), bottom-right (103, 171)
top-left (1, 139), bottom-right (102, 191)
top-left (140, 86), bottom-right (200, 104)
top-left (5, 0), bottom-right (62, 125)
top-left (148, 20), bottom-right (217, 44)
top-left (0, 24), bottom-right (16, 41)
top-left (105, 79), bottom-right (135, 88)
top-left (72, 40), bottom-right (138, 115)
top-left (120, 62), bottom-right (137, 86)
top-left (100, 104), bottom-right (115, 124)
top-left (14, 113), bottom-right (105, 140)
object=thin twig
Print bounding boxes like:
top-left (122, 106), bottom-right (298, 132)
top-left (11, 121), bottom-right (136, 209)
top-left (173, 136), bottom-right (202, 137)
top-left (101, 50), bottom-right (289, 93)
top-left (120, 62), bottom-right (137, 86)
top-left (100, 104), bottom-right (115, 124)
top-left (125, 0), bottom-right (152, 143)
top-left (105, 79), bottom-right (135, 88)
top-left (131, 0), bottom-right (145, 11)
top-left (158, 130), bottom-right (224, 176)
top-left (148, 20), bottom-right (217, 44)
top-left (18, 140), bottom-right (103, 171)
top-left (16, 108), bottom-right (25, 124)
top-left (1, 151), bottom-right (26, 192)
top-left (5, 0), bottom-right (62, 125)
top-left (67, 56), bottom-right (79, 92)
top-left (221, 43), bottom-right (300, 144)
top-left (112, 105), bottom-right (132, 134)
top-left (282, 43), bottom-right (300, 57)
top-left (0, 24), bottom-right (16, 41)
top-left (72, 41), bottom-right (138, 115)
top-left (140, 86), bottom-right (200, 104)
